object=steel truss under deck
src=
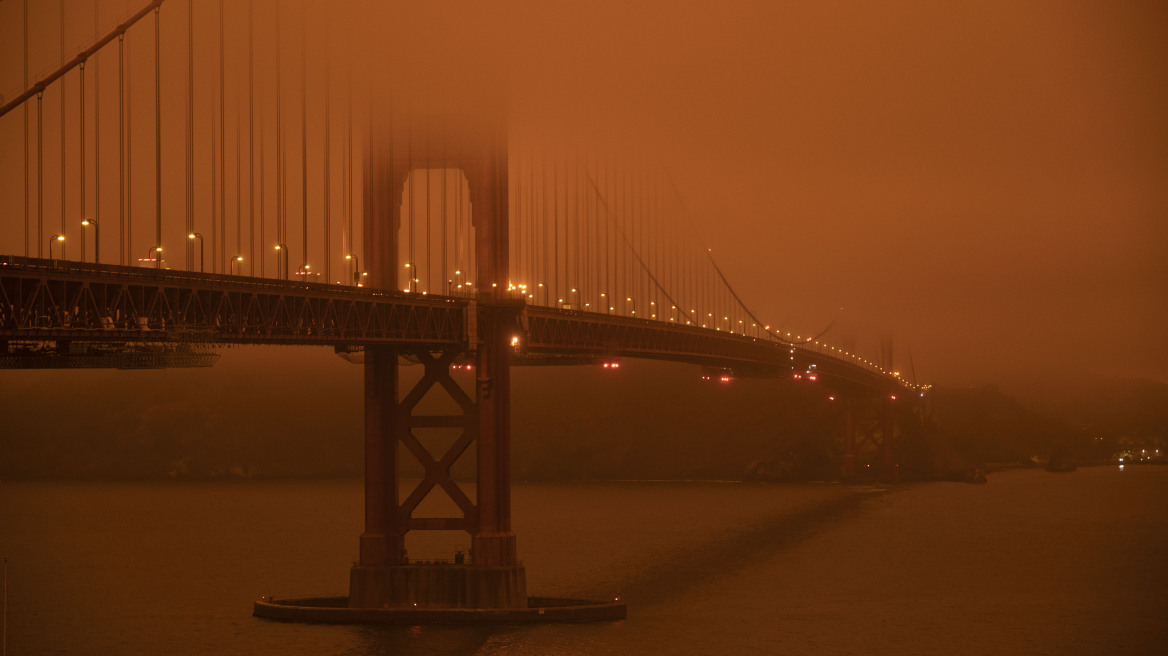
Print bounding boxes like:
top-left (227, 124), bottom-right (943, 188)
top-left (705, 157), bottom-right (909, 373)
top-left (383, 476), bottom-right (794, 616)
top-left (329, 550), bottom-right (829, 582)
top-left (0, 257), bottom-right (465, 347)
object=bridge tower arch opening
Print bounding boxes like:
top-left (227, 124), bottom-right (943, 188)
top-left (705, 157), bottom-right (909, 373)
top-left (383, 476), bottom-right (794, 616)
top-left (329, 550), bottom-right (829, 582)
top-left (351, 103), bottom-right (526, 609)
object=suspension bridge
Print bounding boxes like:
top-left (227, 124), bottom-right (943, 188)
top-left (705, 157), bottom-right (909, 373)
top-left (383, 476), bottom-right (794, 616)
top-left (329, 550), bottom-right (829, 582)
top-left (1, 0), bottom-right (928, 619)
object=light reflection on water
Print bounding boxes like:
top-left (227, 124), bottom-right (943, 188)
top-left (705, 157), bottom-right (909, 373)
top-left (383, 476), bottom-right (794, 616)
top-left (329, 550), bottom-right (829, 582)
top-left (2, 467), bottom-right (1165, 655)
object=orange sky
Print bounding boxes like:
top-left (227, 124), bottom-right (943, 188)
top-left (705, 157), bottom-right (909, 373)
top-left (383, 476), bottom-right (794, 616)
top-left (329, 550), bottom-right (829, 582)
top-left (1, 0), bottom-right (1165, 390)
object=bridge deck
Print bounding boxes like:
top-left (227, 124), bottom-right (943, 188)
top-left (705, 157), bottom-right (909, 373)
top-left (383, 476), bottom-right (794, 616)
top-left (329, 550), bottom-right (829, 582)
top-left (1, 256), bottom-right (908, 392)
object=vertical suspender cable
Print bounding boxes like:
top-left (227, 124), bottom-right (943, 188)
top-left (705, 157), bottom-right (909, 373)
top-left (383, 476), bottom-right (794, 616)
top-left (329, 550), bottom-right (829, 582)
top-left (407, 105), bottom-right (414, 288)
top-left (587, 151), bottom-right (594, 308)
top-left (541, 146), bottom-right (547, 292)
top-left (553, 151), bottom-right (559, 304)
top-left (517, 137), bottom-right (524, 286)
top-left (260, 109), bottom-right (265, 276)
top-left (276, 2), bottom-right (284, 271)
top-left (621, 167), bottom-right (627, 306)
top-left (154, 7), bottom-right (161, 253)
top-left (635, 169), bottom-right (641, 309)
top-left (300, 0), bottom-right (308, 271)
top-left (248, 0), bottom-right (256, 273)
top-left (580, 149), bottom-right (585, 299)
top-left (441, 130), bottom-right (447, 291)
top-left (80, 61), bottom-right (86, 260)
top-left (219, 0), bottom-right (226, 271)
top-left (527, 141), bottom-right (534, 288)
top-left (38, 92), bottom-right (44, 257)
top-left (117, 34), bottom-right (124, 264)
top-left (126, 33), bottom-right (133, 265)
top-left (236, 84), bottom-right (242, 265)
top-left (323, 8), bottom-right (331, 282)
top-left (425, 129), bottom-right (430, 292)
top-left (346, 26), bottom-right (353, 270)
top-left (61, 0), bottom-right (67, 255)
top-left (24, 0), bottom-right (30, 256)
top-left (598, 155), bottom-right (605, 307)
top-left (187, 0), bottom-right (194, 268)
top-left (544, 147), bottom-right (550, 300)
top-left (94, 5), bottom-right (101, 264)
top-left (572, 149), bottom-right (578, 297)
top-left (210, 94), bottom-right (216, 271)
top-left (528, 140), bottom-right (535, 288)
top-left (620, 166), bottom-right (626, 306)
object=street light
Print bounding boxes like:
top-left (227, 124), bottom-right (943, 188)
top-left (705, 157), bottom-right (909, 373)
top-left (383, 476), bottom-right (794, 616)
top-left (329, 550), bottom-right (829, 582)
top-left (188, 233), bottom-right (204, 272)
top-left (230, 255), bottom-right (244, 275)
top-left (345, 254), bottom-right (360, 285)
top-left (404, 262), bottom-right (417, 292)
top-left (296, 263), bottom-right (311, 278)
top-left (81, 219), bottom-right (99, 264)
top-left (626, 297), bottom-right (636, 317)
top-left (49, 234), bottom-right (64, 260)
top-left (147, 245), bottom-right (163, 269)
top-left (274, 243), bottom-right (288, 279)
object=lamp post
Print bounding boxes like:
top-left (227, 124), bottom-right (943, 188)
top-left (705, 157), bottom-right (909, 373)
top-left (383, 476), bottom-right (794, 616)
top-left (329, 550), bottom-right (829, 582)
top-left (81, 219), bottom-right (99, 263)
top-left (626, 297), bottom-right (636, 317)
top-left (49, 234), bottom-right (64, 260)
top-left (274, 244), bottom-right (288, 279)
top-left (147, 246), bottom-right (163, 269)
top-left (188, 233), bottom-right (204, 272)
top-left (601, 292), bottom-right (609, 314)
top-left (297, 263), bottom-right (311, 278)
top-left (345, 254), bottom-right (360, 285)
top-left (230, 255), bottom-right (244, 275)
top-left (404, 262), bottom-right (416, 292)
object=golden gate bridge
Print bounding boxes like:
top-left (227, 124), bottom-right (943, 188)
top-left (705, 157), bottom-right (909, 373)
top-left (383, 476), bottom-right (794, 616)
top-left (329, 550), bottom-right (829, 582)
top-left (1, 0), bottom-right (927, 621)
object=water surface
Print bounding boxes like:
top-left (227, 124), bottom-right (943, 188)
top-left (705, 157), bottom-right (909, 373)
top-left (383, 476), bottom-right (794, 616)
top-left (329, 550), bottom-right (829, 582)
top-left (2, 466), bottom-right (1164, 654)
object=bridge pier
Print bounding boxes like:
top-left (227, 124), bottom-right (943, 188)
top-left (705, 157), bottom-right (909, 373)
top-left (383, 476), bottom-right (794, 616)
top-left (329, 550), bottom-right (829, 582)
top-left (348, 338), bottom-right (527, 609)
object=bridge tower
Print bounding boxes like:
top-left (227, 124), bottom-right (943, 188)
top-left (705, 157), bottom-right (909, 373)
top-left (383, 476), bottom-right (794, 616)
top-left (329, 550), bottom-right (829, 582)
top-left (839, 392), bottom-right (901, 482)
top-left (349, 101), bottom-right (526, 609)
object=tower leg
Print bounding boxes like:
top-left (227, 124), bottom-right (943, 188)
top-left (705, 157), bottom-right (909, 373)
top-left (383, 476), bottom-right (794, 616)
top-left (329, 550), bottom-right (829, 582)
top-left (882, 397), bottom-right (898, 481)
top-left (350, 345), bottom-right (413, 608)
top-left (464, 129), bottom-right (526, 608)
top-left (841, 395), bottom-right (856, 480)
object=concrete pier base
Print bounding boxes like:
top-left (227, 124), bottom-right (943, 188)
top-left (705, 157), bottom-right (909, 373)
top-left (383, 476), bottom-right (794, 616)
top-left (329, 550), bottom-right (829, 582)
top-left (349, 563), bottom-right (527, 609)
top-left (254, 594), bottom-right (626, 624)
